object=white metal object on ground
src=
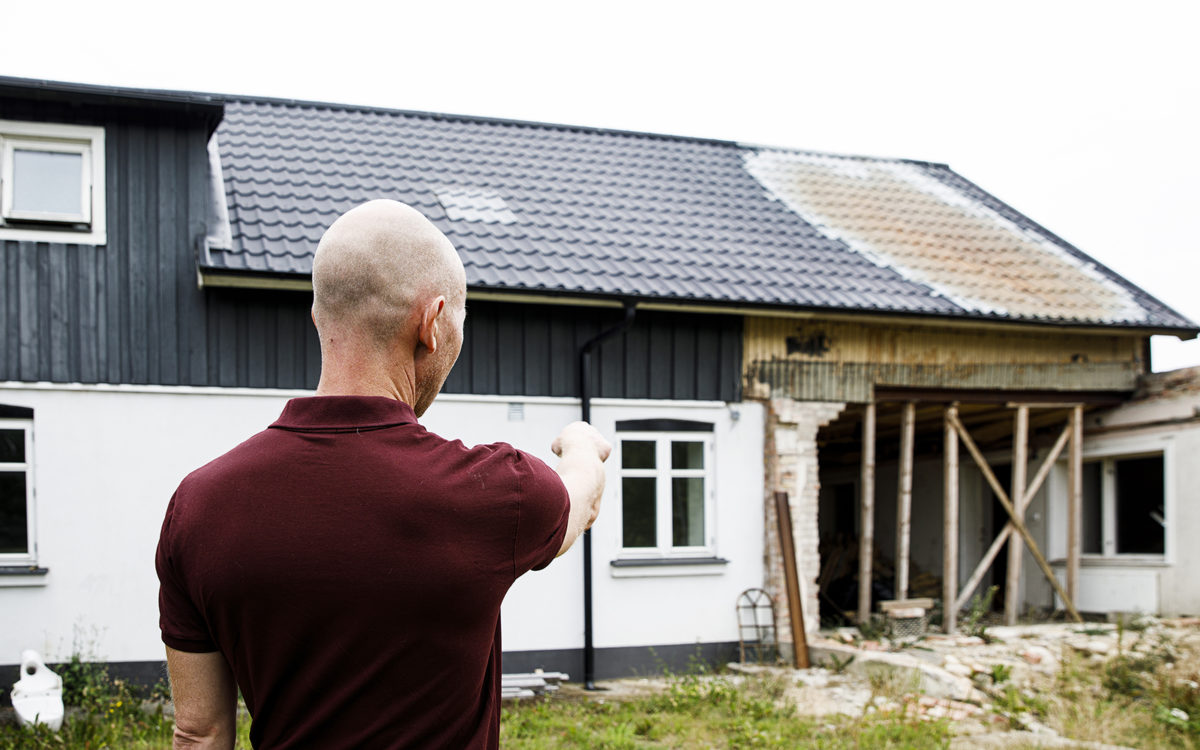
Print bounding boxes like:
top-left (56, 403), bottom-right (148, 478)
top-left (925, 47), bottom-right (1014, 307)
top-left (11, 650), bottom-right (65, 731)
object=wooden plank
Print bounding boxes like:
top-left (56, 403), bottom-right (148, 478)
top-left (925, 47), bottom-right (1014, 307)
top-left (623, 319), bottom-right (649, 399)
top-left (548, 314), bottom-right (575, 397)
top-left (949, 412), bottom-right (1082, 622)
top-left (185, 128), bottom-right (210, 386)
top-left (216, 303), bottom-right (238, 387)
top-left (943, 404), bottom-right (959, 633)
top-left (246, 301), bottom-right (270, 388)
top-left (272, 303), bottom-right (295, 389)
top-left (18, 242), bottom-right (38, 381)
top-left (648, 319), bottom-right (673, 400)
top-left (858, 402), bottom-right (876, 623)
top-left (719, 321), bottom-right (743, 402)
top-left (76, 244), bottom-right (98, 383)
top-left (598, 318), bottom-right (625, 398)
top-left (497, 314), bottom-right (524, 394)
top-left (696, 320), bottom-right (719, 398)
top-left (896, 401), bottom-right (916, 600)
top-left (127, 122), bottom-right (148, 384)
top-left (1005, 406), bottom-right (1029, 625)
top-left (671, 322), bottom-right (697, 400)
top-left (470, 312), bottom-right (498, 394)
top-left (523, 310), bottom-right (550, 396)
top-left (774, 491), bottom-right (810, 668)
top-left (157, 128), bottom-right (179, 386)
top-left (1068, 405), bottom-right (1083, 604)
top-left (48, 243), bottom-right (69, 382)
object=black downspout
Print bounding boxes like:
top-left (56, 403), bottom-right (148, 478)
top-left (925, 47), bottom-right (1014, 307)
top-left (578, 301), bottom-right (636, 690)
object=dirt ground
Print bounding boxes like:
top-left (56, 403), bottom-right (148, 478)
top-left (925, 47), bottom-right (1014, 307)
top-left (567, 617), bottom-right (1200, 749)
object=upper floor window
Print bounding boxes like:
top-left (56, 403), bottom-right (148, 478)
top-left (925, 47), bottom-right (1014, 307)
top-left (0, 120), bottom-right (106, 245)
top-left (1082, 453), bottom-right (1164, 556)
top-left (0, 411), bottom-right (36, 566)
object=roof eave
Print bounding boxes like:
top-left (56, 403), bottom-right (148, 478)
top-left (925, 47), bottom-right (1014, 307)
top-left (0, 76), bottom-right (226, 136)
top-left (197, 268), bottom-right (1199, 339)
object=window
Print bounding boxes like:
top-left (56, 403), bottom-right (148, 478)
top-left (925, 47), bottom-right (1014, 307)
top-left (1081, 453), bottom-right (1164, 556)
top-left (618, 431), bottom-right (714, 557)
top-left (0, 414), bottom-right (36, 565)
top-left (0, 120), bottom-right (106, 244)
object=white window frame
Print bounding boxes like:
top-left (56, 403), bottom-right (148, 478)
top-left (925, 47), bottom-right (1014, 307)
top-left (616, 431), bottom-right (716, 560)
top-left (0, 120), bottom-right (106, 245)
top-left (1081, 450), bottom-right (1167, 561)
top-left (0, 418), bottom-right (36, 567)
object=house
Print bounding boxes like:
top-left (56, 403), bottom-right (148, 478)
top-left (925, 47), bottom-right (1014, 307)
top-left (1, 76), bottom-right (1196, 687)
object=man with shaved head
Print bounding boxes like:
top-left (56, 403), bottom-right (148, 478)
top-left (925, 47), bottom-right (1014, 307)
top-left (157, 200), bottom-right (610, 749)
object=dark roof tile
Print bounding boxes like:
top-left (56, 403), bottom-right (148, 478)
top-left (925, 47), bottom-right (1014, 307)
top-left (207, 98), bottom-right (1195, 331)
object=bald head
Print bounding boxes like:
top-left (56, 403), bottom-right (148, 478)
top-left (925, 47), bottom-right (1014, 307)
top-left (312, 200), bottom-right (466, 350)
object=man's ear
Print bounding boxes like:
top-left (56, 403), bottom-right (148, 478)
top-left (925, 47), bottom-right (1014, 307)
top-left (416, 295), bottom-right (447, 354)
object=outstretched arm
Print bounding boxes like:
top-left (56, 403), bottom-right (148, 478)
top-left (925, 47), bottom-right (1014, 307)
top-left (551, 421), bottom-right (612, 557)
top-left (165, 646), bottom-right (237, 749)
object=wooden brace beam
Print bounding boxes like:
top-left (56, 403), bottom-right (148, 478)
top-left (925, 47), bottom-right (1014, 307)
top-left (949, 412), bottom-right (1082, 622)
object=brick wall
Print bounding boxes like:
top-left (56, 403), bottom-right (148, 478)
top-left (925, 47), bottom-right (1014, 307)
top-left (763, 398), bottom-right (845, 648)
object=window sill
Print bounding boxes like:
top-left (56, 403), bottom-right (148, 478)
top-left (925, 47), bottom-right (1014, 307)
top-left (609, 556), bottom-right (729, 578)
top-left (0, 225), bottom-right (106, 245)
top-left (0, 566), bottom-right (49, 587)
top-left (1050, 556), bottom-right (1167, 569)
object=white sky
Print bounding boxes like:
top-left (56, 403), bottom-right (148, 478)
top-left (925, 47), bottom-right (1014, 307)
top-left (6, 0), bottom-right (1199, 370)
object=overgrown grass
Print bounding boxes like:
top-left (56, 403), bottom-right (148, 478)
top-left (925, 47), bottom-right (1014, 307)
top-left (0, 654), bottom-right (253, 750)
top-left (7, 626), bottom-right (1200, 749)
top-left (502, 669), bottom-right (951, 749)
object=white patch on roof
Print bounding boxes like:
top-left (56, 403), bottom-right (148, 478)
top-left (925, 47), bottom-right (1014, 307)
top-left (742, 149), bottom-right (1148, 324)
top-left (435, 187), bottom-right (517, 225)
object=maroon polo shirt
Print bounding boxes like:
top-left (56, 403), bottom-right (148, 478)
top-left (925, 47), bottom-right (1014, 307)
top-left (156, 396), bottom-right (570, 749)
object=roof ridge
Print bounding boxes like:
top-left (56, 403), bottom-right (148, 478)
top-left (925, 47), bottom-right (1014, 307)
top-left (223, 94), bottom-right (742, 148)
top-left (735, 142), bottom-right (951, 170)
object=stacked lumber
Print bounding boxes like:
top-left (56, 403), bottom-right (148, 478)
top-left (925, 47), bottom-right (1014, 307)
top-left (500, 671), bottom-right (568, 699)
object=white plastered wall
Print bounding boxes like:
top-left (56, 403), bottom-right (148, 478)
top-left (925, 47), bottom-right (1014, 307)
top-left (0, 384), bottom-right (764, 666)
top-left (1044, 391), bottom-right (1200, 617)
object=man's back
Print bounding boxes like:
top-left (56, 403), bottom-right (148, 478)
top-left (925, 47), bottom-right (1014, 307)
top-left (157, 396), bottom-right (569, 748)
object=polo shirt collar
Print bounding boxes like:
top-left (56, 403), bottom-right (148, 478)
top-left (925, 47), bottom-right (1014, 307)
top-left (271, 396), bottom-right (418, 431)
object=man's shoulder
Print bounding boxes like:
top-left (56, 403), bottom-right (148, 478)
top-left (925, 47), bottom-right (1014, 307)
top-left (176, 426), bottom-right (280, 491)
top-left (420, 433), bottom-right (562, 491)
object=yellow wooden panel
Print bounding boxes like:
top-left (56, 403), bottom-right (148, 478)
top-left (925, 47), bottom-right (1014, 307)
top-left (744, 317), bottom-right (1139, 371)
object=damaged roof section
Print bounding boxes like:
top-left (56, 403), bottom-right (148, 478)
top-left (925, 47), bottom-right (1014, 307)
top-left (743, 150), bottom-right (1150, 326)
top-left (206, 96), bottom-right (1196, 335)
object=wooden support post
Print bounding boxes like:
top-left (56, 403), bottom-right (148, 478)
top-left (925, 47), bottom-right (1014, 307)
top-left (949, 411), bottom-right (1082, 622)
top-left (1005, 405), bottom-right (1029, 625)
top-left (896, 401), bottom-right (915, 601)
top-left (1067, 405), bottom-right (1083, 605)
top-left (943, 404), bottom-right (959, 633)
top-left (774, 491), bottom-right (810, 669)
top-left (858, 402), bottom-right (876, 624)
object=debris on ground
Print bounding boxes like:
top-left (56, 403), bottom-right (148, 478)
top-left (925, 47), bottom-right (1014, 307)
top-left (563, 616), bottom-right (1200, 748)
top-left (501, 670), bottom-right (568, 699)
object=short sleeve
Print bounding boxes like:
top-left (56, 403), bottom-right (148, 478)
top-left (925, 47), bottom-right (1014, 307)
top-left (155, 492), bottom-right (218, 653)
top-left (511, 449), bottom-right (570, 576)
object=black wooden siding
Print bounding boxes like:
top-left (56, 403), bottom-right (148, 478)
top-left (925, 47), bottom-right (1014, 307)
top-left (1, 99), bottom-right (211, 387)
top-left (0, 96), bottom-right (741, 401)
top-left (446, 302), bottom-right (742, 401)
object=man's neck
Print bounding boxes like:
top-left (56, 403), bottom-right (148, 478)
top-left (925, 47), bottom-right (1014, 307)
top-left (314, 357), bottom-right (417, 405)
